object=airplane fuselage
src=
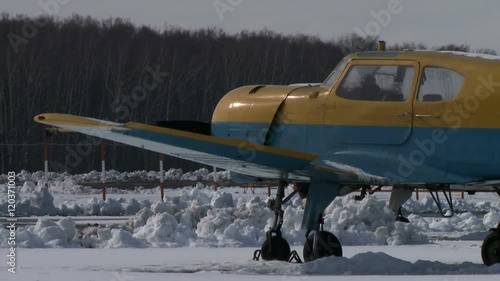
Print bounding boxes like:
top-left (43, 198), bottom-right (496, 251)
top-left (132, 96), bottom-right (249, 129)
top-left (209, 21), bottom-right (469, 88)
top-left (212, 51), bottom-right (500, 184)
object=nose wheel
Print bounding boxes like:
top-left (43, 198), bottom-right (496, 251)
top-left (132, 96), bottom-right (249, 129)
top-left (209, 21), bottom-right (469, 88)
top-left (482, 223), bottom-right (500, 266)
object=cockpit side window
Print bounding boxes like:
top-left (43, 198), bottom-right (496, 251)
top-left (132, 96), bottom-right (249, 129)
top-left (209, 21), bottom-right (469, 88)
top-left (336, 64), bottom-right (415, 102)
top-left (417, 67), bottom-right (465, 102)
top-left (323, 58), bottom-right (349, 89)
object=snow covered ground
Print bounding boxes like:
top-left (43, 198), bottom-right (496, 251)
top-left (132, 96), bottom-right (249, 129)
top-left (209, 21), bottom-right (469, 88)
top-left (1, 170), bottom-right (500, 280)
top-left (3, 243), bottom-right (500, 281)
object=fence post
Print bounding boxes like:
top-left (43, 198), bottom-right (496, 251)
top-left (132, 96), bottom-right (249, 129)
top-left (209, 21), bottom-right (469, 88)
top-left (267, 182), bottom-right (271, 197)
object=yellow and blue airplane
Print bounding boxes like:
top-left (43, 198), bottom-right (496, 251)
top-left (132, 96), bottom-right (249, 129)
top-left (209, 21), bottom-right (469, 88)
top-left (35, 43), bottom-right (500, 265)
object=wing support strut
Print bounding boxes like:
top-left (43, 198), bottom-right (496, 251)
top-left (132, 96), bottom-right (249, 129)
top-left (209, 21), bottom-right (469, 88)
top-left (428, 185), bottom-right (454, 217)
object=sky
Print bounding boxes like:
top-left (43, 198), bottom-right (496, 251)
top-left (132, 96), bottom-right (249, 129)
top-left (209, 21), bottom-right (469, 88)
top-left (2, 0), bottom-right (500, 52)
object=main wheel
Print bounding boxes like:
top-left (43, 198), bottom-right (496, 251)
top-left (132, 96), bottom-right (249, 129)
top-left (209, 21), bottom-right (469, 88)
top-left (482, 231), bottom-right (500, 266)
top-left (260, 236), bottom-right (291, 261)
top-left (303, 231), bottom-right (342, 262)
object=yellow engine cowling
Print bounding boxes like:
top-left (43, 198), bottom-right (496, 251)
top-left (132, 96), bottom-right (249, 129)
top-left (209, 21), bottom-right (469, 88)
top-left (211, 85), bottom-right (302, 144)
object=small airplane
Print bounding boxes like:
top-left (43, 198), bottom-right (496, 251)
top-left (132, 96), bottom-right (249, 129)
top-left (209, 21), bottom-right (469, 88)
top-left (35, 42), bottom-right (500, 266)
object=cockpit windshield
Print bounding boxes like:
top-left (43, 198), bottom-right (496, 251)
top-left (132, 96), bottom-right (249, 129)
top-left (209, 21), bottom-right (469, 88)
top-left (322, 57), bottom-right (350, 89)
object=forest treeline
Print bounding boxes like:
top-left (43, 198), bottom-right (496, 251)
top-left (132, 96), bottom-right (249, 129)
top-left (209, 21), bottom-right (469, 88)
top-left (0, 14), bottom-right (495, 174)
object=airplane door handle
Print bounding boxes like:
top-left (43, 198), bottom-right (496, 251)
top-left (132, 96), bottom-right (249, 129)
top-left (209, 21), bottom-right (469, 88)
top-left (394, 112), bottom-right (410, 117)
top-left (415, 114), bottom-right (440, 118)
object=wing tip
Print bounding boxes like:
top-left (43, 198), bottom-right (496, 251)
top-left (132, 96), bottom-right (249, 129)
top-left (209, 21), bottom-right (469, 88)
top-left (34, 113), bottom-right (68, 124)
top-left (34, 114), bottom-right (47, 123)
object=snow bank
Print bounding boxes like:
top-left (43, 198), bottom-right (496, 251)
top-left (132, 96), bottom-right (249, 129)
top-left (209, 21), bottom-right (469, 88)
top-left (404, 195), bottom-right (500, 215)
top-left (3, 186), bottom-right (435, 249)
top-left (483, 211), bottom-right (500, 229)
top-left (6, 168), bottom-right (230, 187)
top-left (2, 174), bottom-right (499, 250)
top-left (128, 250), bottom-right (500, 275)
top-left (0, 182), bottom-right (150, 217)
top-left (92, 194), bottom-right (429, 249)
top-left (281, 252), bottom-right (500, 275)
top-left (14, 218), bottom-right (79, 248)
top-left (196, 196), bottom-right (270, 247)
top-left (0, 183), bottom-right (59, 216)
top-left (320, 195), bottom-right (428, 246)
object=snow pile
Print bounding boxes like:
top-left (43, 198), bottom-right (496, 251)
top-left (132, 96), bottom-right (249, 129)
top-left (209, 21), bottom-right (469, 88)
top-left (90, 188), bottom-right (214, 248)
top-left (12, 218), bottom-right (78, 248)
top-left (0, 183), bottom-right (59, 216)
top-left (6, 168), bottom-right (230, 185)
top-left (0, 182), bottom-right (149, 217)
top-left (2, 181), bottom-right (498, 250)
top-left (195, 195), bottom-right (270, 247)
top-left (133, 212), bottom-right (195, 247)
top-left (96, 193), bottom-right (428, 248)
top-left (269, 252), bottom-right (500, 275)
top-left (483, 211), bottom-right (500, 229)
top-left (20, 180), bottom-right (36, 192)
top-left (321, 196), bottom-right (428, 246)
top-left (105, 229), bottom-right (146, 248)
top-left (403, 210), bottom-right (500, 238)
top-left (404, 195), bottom-right (500, 214)
top-left (128, 250), bottom-right (500, 275)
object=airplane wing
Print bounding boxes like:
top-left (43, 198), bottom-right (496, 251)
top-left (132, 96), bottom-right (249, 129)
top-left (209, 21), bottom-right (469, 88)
top-left (34, 113), bottom-right (390, 184)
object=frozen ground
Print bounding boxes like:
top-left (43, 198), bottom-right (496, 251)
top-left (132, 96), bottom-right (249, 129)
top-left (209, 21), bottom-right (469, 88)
top-left (1, 170), bottom-right (500, 280)
top-left (3, 243), bottom-right (500, 281)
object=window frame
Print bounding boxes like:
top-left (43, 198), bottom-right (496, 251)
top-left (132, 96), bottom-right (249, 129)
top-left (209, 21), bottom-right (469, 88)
top-left (331, 59), bottom-right (420, 103)
top-left (322, 57), bottom-right (351, 90)
top-left (415, 66), bottom-right (466, 102)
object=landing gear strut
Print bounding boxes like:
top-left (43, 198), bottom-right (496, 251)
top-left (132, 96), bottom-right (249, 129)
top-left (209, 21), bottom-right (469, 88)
top-left (254, 180), bottom-right (343, 263)
top-left (482, 222), bottom-right (500, 266)
top-left (253, 181), bottom-right (302, 262)
top-left (302, 180), bottom-right (343, 262)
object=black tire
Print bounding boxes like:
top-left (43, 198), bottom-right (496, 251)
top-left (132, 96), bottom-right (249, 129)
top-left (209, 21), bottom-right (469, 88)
top-left (260, 236), bottom-right (291, 261)
top-left (303, 231), bottom-right (342, 262)
top-left (482, 231), bottom-right (500, 266)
